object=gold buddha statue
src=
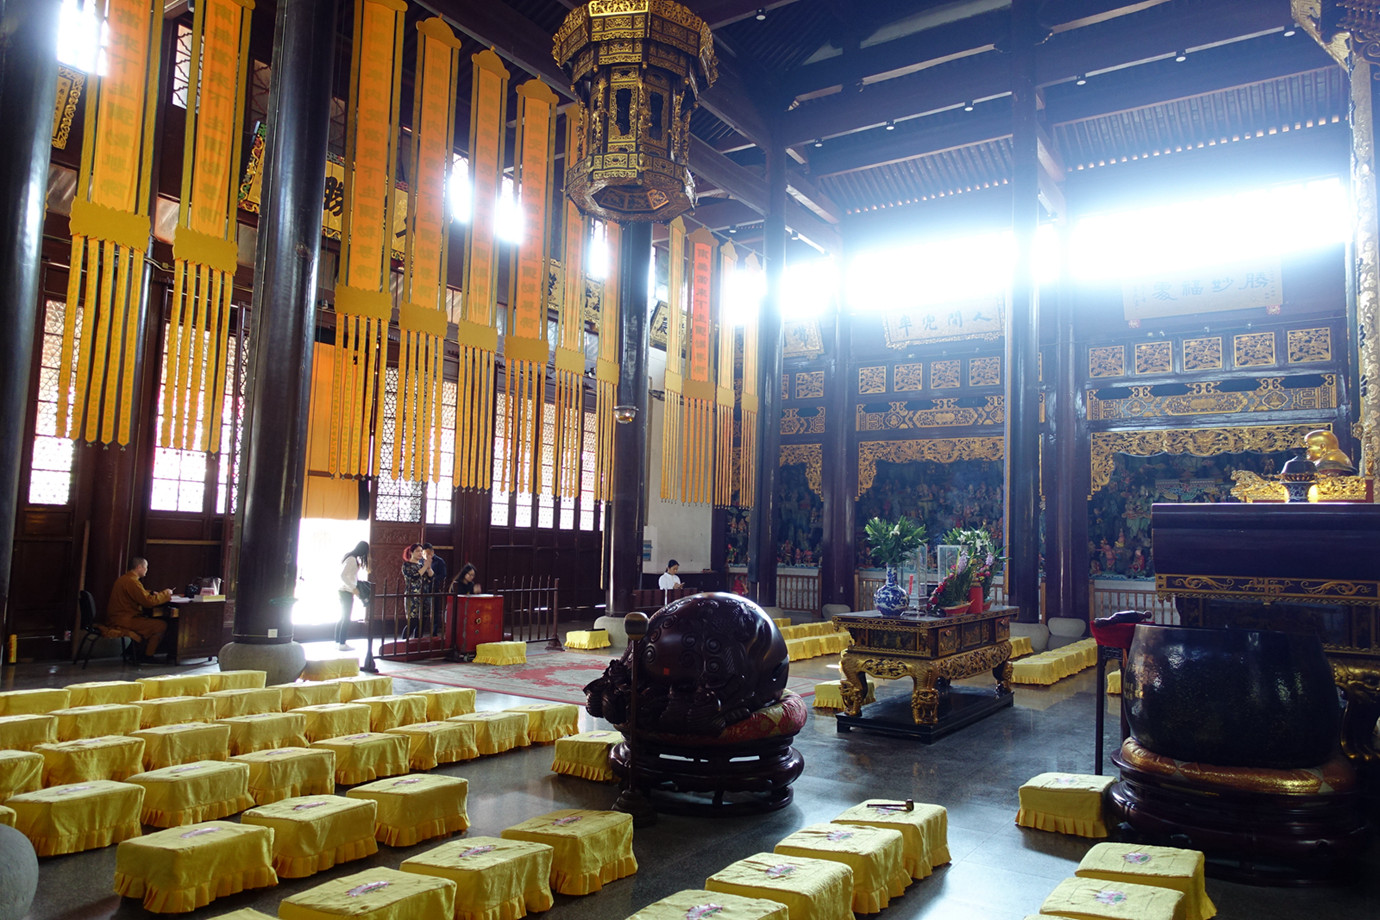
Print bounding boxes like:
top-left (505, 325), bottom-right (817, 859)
top-left (1303, 429), bottom-right (1356, 476)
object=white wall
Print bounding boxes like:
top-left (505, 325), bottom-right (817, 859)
top-left (642, 348), bottom-right (713, 574)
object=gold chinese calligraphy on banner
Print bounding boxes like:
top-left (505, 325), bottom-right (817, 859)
top-left (714, 241), bottom-right (738, 507)
top-left (165, 0), bottom-right (253, 454)
top-left (1122, 257), bottom-right (1283, 322)
top-left (679, 226), bottom-right (717, 504)
top-left (553, 106), bottom-right (589, 500)
top-left (659, 217), bottom-right (687, 502)
top-left (58, 0), bottom-right (163, 446)
top-left (739, 252), bottom-right (763, 508)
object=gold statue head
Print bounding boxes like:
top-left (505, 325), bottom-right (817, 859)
top-left (1303, 429), bottom-right (1339, 461)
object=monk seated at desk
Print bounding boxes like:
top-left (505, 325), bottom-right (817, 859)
top-left (107, 557), bottom-right (174, 664)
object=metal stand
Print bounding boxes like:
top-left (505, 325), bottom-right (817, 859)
top-left (361, 600), bottom-right (377, 673)
top-left (1093, 643), bottom-right (1123, 774)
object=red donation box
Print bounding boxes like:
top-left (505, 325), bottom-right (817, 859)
top-left (450, 595), bottom-right (503, 654)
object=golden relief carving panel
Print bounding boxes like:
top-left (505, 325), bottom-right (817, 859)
top-left (1134, 341), bottom-right (1173, 375)
top-left (53, 67), bottom-right (84, 150)
top-left (781, 373), bottom-right (789, 400)
top-left (779, 443), bottom-right (823, 497)
top-left (1229, 468), bottom-right (1370, 503)
top-left (969, 356), bottom-right (1000, 387)
top-left (1287, 327), bottom-right (1332, 363)
top-left (894, 363), bottom-right (924, 391)
top-left (858, 366), bottom-right (887, 395)
top-left (1182, 336), bottom-right (1222, 371)
top-left (930, 360), bottom-right (960, 389)
top-left (1233, 331), bottom-right (1277, 367)
top-left (794, 371), bottom-right (825, 400)
top-left (855, 397), bottom-right (1003, 432)
top-left (1087, 375), bottom-right (1337, 421)
top-left (857, 436), bottom-right (1004, 496)
top-left (1355, 60), bottom-right (1380, 481)
top-left (1088, 423), bottom-right (1318, 497)
top-left (1089, 345), bottom-right (1125, 378)
top-left (780, 407), bottom-right (826, 436)
top-left (783, 320), bottom-right (824, 357)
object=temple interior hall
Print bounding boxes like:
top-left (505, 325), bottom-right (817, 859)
top-left (2, 0), bottom-right (1380, 918)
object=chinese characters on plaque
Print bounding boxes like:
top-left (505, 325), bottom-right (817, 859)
top-left (1123, 257), bottom-right (1282, 322)
top-left (882, 293), bottom-right (1004, 348)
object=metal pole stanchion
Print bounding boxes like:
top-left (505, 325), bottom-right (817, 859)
top-left (361, 591), bottom-right (377, 673)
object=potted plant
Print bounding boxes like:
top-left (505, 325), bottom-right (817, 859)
top-left (928, 554), bottom-right (975, 615)
top-left (943, 526), bottom-right (1004, 610)
top-left (864, 516), bottom-right (927, 616)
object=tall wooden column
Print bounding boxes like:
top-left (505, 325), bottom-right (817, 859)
top-left (0, 0), bottom-right (60, 651)
top-left (1005, 0), bottom-right (1042, 623)
top-left (823, 301), bottom-right (854, 607)
top-left (748, 136), bottom-right (787, 606)
top-left (609, 222), bottom-right (652, 615)
top-left (225, 0), bottom-right (336, 678)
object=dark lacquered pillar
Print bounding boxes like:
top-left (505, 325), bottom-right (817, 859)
top-left (231, 0), bottom-right (337, 643)
top-left (823, 302), bottom-right (854, 607)
top-left (1047, 223), bottom-right (1079, 620)
top-left (0, 0), bottom-right (60, 653)
top-left (1006, 0), bottom-right (1042, 623)
top-left (747, 138), bottom-right (787, 606)
top-left (609, 222), bottom-right (652, 615)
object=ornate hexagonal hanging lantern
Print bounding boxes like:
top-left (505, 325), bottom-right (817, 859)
top-left (554, 0), bottom-right (718, 222)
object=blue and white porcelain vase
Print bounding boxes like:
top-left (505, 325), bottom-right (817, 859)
top-left (874, 565), bottom-right (908, 617)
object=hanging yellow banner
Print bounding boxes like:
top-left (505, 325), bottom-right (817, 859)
top-left (660, 217), bottom-right (686, 501)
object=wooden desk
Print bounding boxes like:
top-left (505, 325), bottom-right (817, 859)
top-left (830, 607), bottom-right (1014, 741)
top-left (155, 599), bottom-right (231, 663)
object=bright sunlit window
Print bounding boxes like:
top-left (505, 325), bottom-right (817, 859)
top-left (781, 257), bottom-right (836, 320)
top-left (448, 155), bottom-right (524, 244)
top-left (57, 0), bottom-right (107, 75)
top-left (587, 221), bottom-right (609, 281)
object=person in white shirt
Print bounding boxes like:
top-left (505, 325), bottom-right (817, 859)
top-left (658, 560), bottom-right (683, 594)
top-left (337, 541), bottom-right (369, 651)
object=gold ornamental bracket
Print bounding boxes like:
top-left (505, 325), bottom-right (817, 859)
top-left (553, 0), bottom-right (718, 222)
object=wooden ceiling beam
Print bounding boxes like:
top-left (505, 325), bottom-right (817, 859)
top-left (691, 136), bottom-right (841, 253)
top-left (782, 0), bottom-right (1281, 149)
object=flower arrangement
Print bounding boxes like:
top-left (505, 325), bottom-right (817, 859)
top-left (863, 516), bottom-right (927, 568)
top-left (943, 525), bottom-right (1004, 596)
top-left (928, 555), bottom-right (973, 609)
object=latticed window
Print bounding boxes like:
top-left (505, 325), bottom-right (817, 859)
top-left (28, 299), bottom-right (80, 506)
top-left (376, 367), bottom-right (423, 523)
top-left (580, 410), bottom-right (598, 531)
top-left (537, 408), bottom-right (556, 530)
top-left (170, 23), bottom-right (192, 108)
top-left (151, 324), bottom-right (243, 514)
top-left (425, 379), bottom-right (457, 525)
top-left (216, 332), bottom-right (245, 514)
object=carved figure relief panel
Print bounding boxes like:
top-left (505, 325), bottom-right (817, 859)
top-left (858, 366), bottom-right (887, 395)
top-left (1182, 336), bottom-right (1222, 372)
top-left (894, 363), bottom-right (924, 391)
top-left (1286, 327), bottom-right (1331, 364)
top-left (794, 371), bottom-right (825, 399)
top-left (1089, 345), bottom-right (1126, 378)
top-left (1134, 341), bottom-right (1173, 375)
top-left (1233, 331), bottom-right (1276, 368)
top-left (930, 360), bottom-right (961, 389)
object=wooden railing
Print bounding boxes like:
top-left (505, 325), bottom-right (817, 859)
top-left (491, 576), bottom-right (561, 645)
top-left (366, 575), bottom-right (561, 662)
top-left (1089, 580), bottom-right (1179, 626)
top-left (776, 571), bottom-right (821, 614)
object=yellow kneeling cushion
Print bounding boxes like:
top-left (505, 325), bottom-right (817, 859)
top-left (1017, 772), bottom-right (1114, 839)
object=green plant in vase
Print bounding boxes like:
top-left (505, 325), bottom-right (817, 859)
top-left (943, 525), bottom-right (1004, 604)
top-left (864, 516), bottom-right (926, 616)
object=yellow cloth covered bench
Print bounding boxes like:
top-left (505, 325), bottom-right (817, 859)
top-left (1039, 876), bottom-right (1186, 920)
top-left (501, 808), bottom-right (638, 896)
top-left (474, 641), bottom-right (526, 665)
top-left (36, 735), bottom-right (145, 784)
top-left (334, 675), bottom-right (394, 702)
top-left (279, 866), bottom-right (455, 920)
top-left (348, 773), bottom-right (469, 847)
top-left (299, 658), bottom-right (360, 681)
top-left (114, 820), bottom-right (278, 913)
top-left (0, 688), bottom-right (70, 715)
top-left (126, 759), bottom-right (254, 826)
top-left (293, 702), bottom-right (372, 742)
top-left (355, 694), bottom-right (428, 732)
top-left (551, 730), bottom-right (623, 782)
top-left (136, 695), bottom-right (216, 728)
top-left (401, 836), bottom-right (555, 920)
top-left (774, 823), bottom-right (909, 914)
top-left (49, 703), bottom-right (141, 740)
top-left (812, 681), bottom-right (875, 710)
top-left (312, 732), bottom-right (410, 785)
top-left (8, 779), bottom-right (144, 856)
top-left (506, 702), bottom-right (580, 743)
top-left (565, 629), bottom-right (611, 650)
top-left (205, 687), bottom-right (283, 719)
top-left (385, 720), bottom-right (478, 770)
top-left (1107, 670), bottom-right (1122, 695)
top-left (1017, 772), bottom-right (1115, 838)
top-left (1011, 635), bottom-right (1034, 658)
top-left (65, 680), bottom-right (143, 706)
top-left (449, 711), bottom-right (530, 756)
top-left (241, 794), bottom-right (379, 878)
top-left (0, 713), bottom-right (57, 750)
top-left (0, 749), bottom-right (43, 801)
top-left (137, 674), bottom-right (212, 699)
top-left (273, 682), bottom-right (342, 709)
top-left (133, 721), bottom-right (231, 770)
top-left (832, 801), bottom-right (950, 880)
top-left (232, 746), bottom-right (336, 805)
top-left (705, 852), bottom-right (854, 920)
top-left (627, 889), bottom-right (789, 920)
top-left (220, 711), bottom-right (309, 755)
top-left (207, 670), bottom-right (267, 691)
top-left (1076, 842), bottom-right (1215, 920)
top-left (403, 687), bottom-right (476, 721)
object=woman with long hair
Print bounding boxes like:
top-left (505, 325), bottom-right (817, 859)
top-left (337, 541), bottom-right (369, 651)
top-left (450, 562), bottom-right (480, 595)
top-left (400, 543), bottom-right (432, 639)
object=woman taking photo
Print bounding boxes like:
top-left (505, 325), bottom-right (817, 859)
top-left (400, 543), bottom-right (432, 638)
top-left (337, 541), bottom-right (369, 651)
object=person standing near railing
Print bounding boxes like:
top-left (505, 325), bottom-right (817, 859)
top-left (336, 541), bottom-right (370, 651)
top-left (401, 543), bottom-right (431, 639)
top-left (422, 543), bottom-right (447, 637)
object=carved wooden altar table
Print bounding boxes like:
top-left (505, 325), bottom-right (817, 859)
top-left (830, 607), bottom-right (1014, 742)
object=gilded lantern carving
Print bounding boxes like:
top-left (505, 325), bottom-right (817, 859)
top-left (553, 0), bottom-right (718, 221)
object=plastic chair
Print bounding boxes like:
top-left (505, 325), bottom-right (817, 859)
top-left (73, 590), bottom-right (140, 669)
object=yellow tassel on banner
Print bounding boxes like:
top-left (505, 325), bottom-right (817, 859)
top-left (660, 218), bottom-right (686, 501)
top-left (739, 253), bottom-right (763, 507)
top-left (553, 105), bottom-right (588, 500)
top-left (680, 227), bottom-right (717, 504)
top-left (593, 222), bottom-right (621, 503)
top-left (715, 241), bottom-right (739, 507)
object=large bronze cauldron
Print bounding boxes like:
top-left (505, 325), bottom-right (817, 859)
top-left (1124, 625), bottom-right (1340, 769)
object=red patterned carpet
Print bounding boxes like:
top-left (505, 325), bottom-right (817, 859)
top-left (383, 649), bottom-right (819, 705)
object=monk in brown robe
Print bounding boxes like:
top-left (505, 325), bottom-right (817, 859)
top-left (106, 557), bottom-right (172, 659)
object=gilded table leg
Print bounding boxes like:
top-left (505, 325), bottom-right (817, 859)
top-left (1333, 660), bottom-right (1380, 765)
top-left (909, 662), bottom-right (939, 724)
top-left (839, 650), bottom-right (870, 717)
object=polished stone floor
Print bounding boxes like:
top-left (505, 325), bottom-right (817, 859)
top-left (5, 632), bottom-right (1376, 920)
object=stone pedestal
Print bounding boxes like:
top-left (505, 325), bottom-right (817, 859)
top-left (218, 641), bottom-right (306, 687)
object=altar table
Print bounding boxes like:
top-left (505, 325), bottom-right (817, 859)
top-left (831, 606), bottom-right (1014, 741)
